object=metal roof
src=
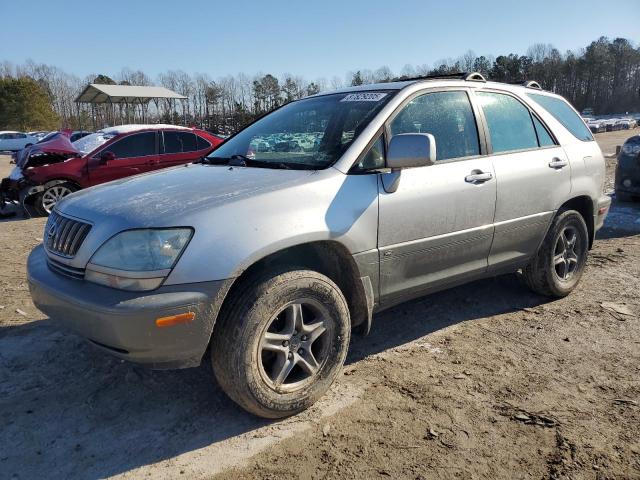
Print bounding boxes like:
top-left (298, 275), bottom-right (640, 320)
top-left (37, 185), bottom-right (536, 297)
top-left (75, 84), bottom-right (187, 104)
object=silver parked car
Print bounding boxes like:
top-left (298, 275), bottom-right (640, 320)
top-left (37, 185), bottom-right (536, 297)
top-left (27, 73), bottom-right (611, 418)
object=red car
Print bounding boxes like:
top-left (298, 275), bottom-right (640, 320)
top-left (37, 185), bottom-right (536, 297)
top-left (1, 125), bottom-right (222, 215)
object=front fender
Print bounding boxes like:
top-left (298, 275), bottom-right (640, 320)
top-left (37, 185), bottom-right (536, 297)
top-left (164, 172), bottom-right (380, 285)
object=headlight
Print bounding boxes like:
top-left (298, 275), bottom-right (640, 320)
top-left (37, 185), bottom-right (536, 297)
top-left (85, 228), bottom-right (193, 291)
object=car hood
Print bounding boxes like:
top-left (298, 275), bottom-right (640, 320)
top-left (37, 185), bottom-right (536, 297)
top-left (16, 134), bottom-right (79, 168)
top-left (57, 163), bottom-right (321, 227)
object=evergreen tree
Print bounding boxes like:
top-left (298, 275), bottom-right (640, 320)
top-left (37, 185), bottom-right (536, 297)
top-left (0, 77), bottom-right (58, 130)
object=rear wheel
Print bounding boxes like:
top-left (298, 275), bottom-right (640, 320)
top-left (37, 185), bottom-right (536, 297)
top-left (211, 269), bottom-right (350, 418)
top-left (523, 210), bottom-right (589, 297)
top-left (35, 182), bottom-right (78, 216)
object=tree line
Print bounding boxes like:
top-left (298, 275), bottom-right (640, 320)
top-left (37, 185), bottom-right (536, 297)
top-left (0, 36), bottom-right (638, 133)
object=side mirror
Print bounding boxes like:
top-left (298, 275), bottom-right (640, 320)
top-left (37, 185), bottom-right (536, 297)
top-left (99, 150), bottom-right (116, 164)
top-left (387, 133), bottom-right (436, 169)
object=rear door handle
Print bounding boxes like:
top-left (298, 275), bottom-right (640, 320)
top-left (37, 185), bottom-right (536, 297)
top-left (465, 171), bottom-right (493, 183)
top-left (548, 158), bottom-right (568, 169)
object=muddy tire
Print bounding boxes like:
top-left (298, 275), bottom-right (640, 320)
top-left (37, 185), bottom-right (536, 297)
top-left (211, 269), bottom-right (350, 419)
top-left (34, 182), bottom-right (78, 216)
top-left (523, 210), bottom-right (589, 298)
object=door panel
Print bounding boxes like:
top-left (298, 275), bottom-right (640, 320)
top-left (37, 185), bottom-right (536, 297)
top-left (378, 158), bottom-right (496, 303)
top-left (88, 132), bottom-right (159, 185)
top-left (377, 89), bottom-right (496, 304)
top-left (488, 147), bottom-right (571, 268)
top-left (473, 90), bottom-right (572, 269)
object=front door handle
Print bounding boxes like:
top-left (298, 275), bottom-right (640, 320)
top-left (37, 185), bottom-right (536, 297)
top-left (465, 170), bottom-right (493, 183)
top-left (549, 158), bottom-right (569, 169)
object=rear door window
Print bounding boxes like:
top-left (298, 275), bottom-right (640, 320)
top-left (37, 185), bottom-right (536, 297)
top-left (163, 131), bottom-right (198, 153)
top-left (527, 93), bottom-right (593, 142)
top-left (476, 92), bottom-right (538, 153)
top-left (107, 132), bottom-right (156, 158)
top-left (390, 90), bottom-right (480, 161)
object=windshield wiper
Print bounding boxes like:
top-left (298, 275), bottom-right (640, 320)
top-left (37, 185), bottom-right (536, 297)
top-left (229, 154), bottom-right (252, 166)
top-left (202, 155), bottom-right (314, 170)
top-left (200, 154), bottom-right (252, 166)
top-left (200, 156), bottom-right (231, 165)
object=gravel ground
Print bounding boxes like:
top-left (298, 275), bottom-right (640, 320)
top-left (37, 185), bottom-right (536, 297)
top-left (0, 130), bottom-right (639, 479)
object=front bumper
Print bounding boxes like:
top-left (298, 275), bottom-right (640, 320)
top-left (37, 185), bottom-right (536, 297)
top-left (0, 176), bottom-right (19, 203)
top-left (615, 180), bottom-right (640, 195)
top-left (615, 156), bottom-right (640, 195)
top-left (0, 174), bottom-right (41, 208)
top-left (27, 245), bottom-right (233, 369)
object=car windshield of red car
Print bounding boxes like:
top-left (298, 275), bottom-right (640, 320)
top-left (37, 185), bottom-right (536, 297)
top-left (74, 131), bottom-right (118, 155)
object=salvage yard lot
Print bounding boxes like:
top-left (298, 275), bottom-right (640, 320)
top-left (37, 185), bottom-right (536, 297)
top-left (1, 130), bottom-right (639, 479)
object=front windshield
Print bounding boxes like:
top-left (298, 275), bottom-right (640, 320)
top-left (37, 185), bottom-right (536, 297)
top-left (73, 131), bottom-right (118, 155)
top-left (206, 91), bottom-right (394, 169)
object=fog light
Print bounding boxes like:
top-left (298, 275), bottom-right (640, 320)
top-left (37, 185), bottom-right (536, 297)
top-left (623, 179), bottom-right (632, 188)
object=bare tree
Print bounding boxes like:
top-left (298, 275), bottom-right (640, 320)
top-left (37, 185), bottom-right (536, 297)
top-left (2, 35), bottom-right (639, 133)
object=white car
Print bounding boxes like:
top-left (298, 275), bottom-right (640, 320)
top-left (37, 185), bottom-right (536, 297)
top-left (0, 131), bottom-right (38, 152)
top-left (616, 119), bottom-right (637, 130)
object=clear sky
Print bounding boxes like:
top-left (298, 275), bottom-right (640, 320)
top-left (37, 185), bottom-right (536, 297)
top-left (2, 0), bottom-right (639, 82)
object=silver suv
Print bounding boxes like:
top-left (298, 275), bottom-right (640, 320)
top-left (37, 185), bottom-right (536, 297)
top-left (28, 73), bottom-right (611, 418)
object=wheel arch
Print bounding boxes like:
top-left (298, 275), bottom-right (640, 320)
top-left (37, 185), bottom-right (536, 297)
top-left (23, 178), bottom-right (82, 207)
top-left (215, 240), bottom-right (371, 334)
top-left (558, 195), bottom-right (595, 248)
top-left (42, 178), bottom-right (82, 190)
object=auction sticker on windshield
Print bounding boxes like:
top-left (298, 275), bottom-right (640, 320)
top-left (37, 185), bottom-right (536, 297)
top-left (340, 92), bottom-right (388, 102)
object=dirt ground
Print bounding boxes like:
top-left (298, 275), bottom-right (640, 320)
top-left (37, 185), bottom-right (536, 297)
top-left (0, 130), bottom-right (639, 480)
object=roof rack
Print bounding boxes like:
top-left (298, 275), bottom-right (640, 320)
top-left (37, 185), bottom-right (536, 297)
top-left (463, 72), bottom-right (486, 82)
top-left (523, 80), bottom-right (542, 90)
top-left (399, 71), bottom-right (487, 83)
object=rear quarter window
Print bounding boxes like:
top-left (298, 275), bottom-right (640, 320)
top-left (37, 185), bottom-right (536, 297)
top-left (527, 93), bottom-right (593, 142)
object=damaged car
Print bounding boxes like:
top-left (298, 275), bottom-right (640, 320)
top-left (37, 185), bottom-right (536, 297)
top-left (1, 124), bottom-right (223, 215)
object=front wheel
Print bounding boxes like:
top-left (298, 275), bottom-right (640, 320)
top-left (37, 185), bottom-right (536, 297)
top-left (211, 269), bottom-right (350, 418)
top-left (35, 182), bottom-right (78, 216)
top-left (523, 210), bottom-right (589, 297)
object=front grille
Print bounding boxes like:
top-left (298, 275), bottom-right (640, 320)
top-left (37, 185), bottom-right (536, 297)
top-left (47, 257), bottom-right (85, 280)
top-left (44, 211), bottom-right (91, 258)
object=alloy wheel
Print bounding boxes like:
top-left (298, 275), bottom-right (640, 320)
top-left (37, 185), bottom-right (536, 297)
top-left (258, 299), bottom-right (332, 393)
top-left (41, 186), bottom-right (73, 214)
top-left (553, 225), bottom-right (582, 281)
